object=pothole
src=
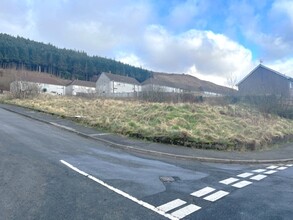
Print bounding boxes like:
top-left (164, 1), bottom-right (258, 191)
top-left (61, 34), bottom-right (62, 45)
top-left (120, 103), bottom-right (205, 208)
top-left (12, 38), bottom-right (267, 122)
top-left (160, 176), bottom-right (180, 183)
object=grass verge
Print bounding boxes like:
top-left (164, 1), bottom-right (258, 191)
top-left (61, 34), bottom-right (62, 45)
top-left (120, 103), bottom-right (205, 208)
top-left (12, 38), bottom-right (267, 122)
top-left (4, 95), bottom-right (293, 151)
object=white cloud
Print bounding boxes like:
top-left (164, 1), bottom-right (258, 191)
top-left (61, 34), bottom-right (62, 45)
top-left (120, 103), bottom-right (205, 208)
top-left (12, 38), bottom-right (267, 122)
top-left (3, 0), bottom-right (293, 87)
top-left (266, 58), bottom-right (293, 78)
top-left (116, 52), bottom-right (144, 68)
top-left (272, 0), bottom-right (293, 24)
top-left (140, 25), bottom-right (253, 86)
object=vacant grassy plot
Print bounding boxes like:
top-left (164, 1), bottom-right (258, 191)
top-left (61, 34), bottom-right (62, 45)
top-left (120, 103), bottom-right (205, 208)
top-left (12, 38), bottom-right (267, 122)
top-left (5, 95), bottom-right (293, 151)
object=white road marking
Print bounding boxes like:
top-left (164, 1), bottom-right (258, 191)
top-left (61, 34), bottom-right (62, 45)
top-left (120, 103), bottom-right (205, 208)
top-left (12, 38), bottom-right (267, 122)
top-left (286, 164), bottom-right (292, 167)
top-left (277, 166), bottom-right (288, 170)
top-left (232, 180), bottom-right (252, 188)
top-left (219, 177), bottom-right (239, 185)
top-left (203, 190), bottom-right (229, 202)
top-left (171, 204), bottom-right (201, 219)
top-left (266, 165), bottom-right (278, 169)
top-left (50, 122), bottom-right (76, 131)
top-left (264, 170), bottom-right (277, 175)
top-left (60, 160), bottom-right (178, 220)
top-left (191, 187), bottom-right (216, 198)
top-left (157, 199), bottom-right (186, 213)
top-left (250, 174), bottom-right (267, 181)
top-left (60, 160), bottom-right (89, 176)
top-left (89, 133), bottom-right (110, 137)
top-left (237, 172), bottom-right (254, 178)
top-left (252, 169), bottom-right (266, 173)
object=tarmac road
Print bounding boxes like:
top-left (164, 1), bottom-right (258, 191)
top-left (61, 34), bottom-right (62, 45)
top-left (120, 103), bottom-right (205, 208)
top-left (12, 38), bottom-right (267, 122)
top-left (0, 107), bottom-right (293, 220)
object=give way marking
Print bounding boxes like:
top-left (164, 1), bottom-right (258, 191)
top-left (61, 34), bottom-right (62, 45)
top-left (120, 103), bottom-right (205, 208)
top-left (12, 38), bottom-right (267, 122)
top-left (60, 160), bottom-right (178, 220)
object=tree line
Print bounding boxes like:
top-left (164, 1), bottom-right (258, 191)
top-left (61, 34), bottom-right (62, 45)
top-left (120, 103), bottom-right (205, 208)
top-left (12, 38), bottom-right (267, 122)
top-left (0, 33), bottom-right (151, 82)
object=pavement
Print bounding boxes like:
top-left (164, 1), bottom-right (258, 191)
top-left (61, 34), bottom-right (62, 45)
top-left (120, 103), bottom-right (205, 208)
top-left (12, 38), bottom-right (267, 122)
top-left (1, 103), bottom-right (293, 164)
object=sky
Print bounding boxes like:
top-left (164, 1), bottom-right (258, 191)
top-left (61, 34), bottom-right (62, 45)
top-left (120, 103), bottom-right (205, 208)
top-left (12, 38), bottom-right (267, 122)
top-left (1, 0), bottom-right (293, 87)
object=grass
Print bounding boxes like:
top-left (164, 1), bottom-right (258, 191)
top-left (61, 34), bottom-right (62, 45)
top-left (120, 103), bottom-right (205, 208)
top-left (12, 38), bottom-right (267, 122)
top-left (4, 94), bottom-right (293, 151)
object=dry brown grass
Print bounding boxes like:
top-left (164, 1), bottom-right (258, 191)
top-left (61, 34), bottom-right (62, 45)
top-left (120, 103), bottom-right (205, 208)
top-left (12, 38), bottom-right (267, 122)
top-left (5, 95), bottom-right (293, 151)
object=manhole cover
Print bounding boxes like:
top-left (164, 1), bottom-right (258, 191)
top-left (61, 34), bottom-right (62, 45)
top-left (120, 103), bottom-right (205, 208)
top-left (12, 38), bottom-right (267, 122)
top-left (160, 176), bottom-right (180, 183)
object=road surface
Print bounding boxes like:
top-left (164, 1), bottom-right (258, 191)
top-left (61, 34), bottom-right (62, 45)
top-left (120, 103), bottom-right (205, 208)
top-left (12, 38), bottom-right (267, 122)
top-left (0, 108), bottom-right (292, 220)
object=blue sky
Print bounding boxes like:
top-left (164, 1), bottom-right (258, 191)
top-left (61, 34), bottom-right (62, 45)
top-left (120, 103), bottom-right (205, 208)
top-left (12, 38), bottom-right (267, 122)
top-left (0, 0), bottom-right (293, 86)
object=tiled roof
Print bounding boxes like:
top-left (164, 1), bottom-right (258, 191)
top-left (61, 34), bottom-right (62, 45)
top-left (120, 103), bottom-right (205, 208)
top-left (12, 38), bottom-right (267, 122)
top-left (17, 75), bottom-right (66, 86)
top-left (237, 64), bottom-right (293, 86)
top-left (143, 72), bottom-right (234, 94)
top-left (102, 72), bottom-right (140, 85)
top-left (67, 79), bottom-right (96, 88)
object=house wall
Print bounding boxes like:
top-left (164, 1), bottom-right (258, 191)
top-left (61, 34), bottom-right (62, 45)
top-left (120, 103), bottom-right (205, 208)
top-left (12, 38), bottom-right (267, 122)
top-left (10, 81), bottom-right (65, 95)
top-left (96, 73), bottom-right (111, 94)
top-left (66, 85), bottom-right (96, 95)
top-left (113, 81), bottom-right (140, 93)
top-left (290, 82), bottom-right (293, 97)
top-left (238, 67), bottom-right (291, 97)
top-left (39, 83), bottom-right (65, 95)
top-left (142, 84), bottom-right (183, 93)
top-left (96, 73), bottom-right (140, 96)
top-left (65, 85), bottom-right (73, 95)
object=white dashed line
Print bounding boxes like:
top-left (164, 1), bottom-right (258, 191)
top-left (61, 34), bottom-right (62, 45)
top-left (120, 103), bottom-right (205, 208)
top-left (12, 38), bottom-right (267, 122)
top-left (60, 160), bottom-right (178, 220)
top-left (171, 204), bottom-right (201, 219)
top-left (266, 165), bottom-right (278, 169)
top-left (232, 180), bottom-right (252, 188)
top-left (264, 170), bottom-right (277, 175)
top-left (252, 169), bottom-right (266, 173)
top-left (157, 199), bottom-right (186, 213)
top-left (50, 122), bottom-right (76, 132)
top-left (191, 187), bottom-right (216, 198)
top-left (277, 166), bottom-right (288, 170)
top-left (237, 172), bottom-right (254, 178)
top-left (89, 133), bottom-right (110, 137)
top-left (219, 177), bottom-right (239, 185)
top-left (250, 174), bottom-right (267, 181)
top-left (203, 190), bottom-right (229, 202)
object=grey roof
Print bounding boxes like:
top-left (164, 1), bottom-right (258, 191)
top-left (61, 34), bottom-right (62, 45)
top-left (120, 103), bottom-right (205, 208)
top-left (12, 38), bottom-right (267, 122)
top-left (102, 72), bottom-right (140, 85)
top-left (67, 79), bottom-right (96, 88)
top-left (237, 64), bottom-right (293, 86)
top-left (17, 75), bottom-right (66, 86)
top-left (142, 72), bottom-right (234, 94)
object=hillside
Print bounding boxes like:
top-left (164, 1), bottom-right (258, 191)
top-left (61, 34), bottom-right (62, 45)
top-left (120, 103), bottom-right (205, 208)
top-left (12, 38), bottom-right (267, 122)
top-left (149, 72), bottom-right (234, 95)
top-left (0, 68), bottom-right (68, 91)
top-left (0, 33), bottom-right (234, 94)
top-left (0, 33), bottom-right (150, 82)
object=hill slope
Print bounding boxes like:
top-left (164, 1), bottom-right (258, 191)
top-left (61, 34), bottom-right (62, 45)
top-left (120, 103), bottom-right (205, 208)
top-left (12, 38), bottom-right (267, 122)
top-left (0, 33), bottom-right (150, 82)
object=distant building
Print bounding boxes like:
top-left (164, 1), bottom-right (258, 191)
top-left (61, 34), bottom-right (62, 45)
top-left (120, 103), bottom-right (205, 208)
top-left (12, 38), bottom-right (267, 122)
top-left (237, 64), bottom-right (293, 97)
top-left (141, 73), bottom-right (233, 96)
top-left (66, 79), bottom-right (96, 96)
top-left (10, 75), bottom-right (66, 95)
top-left (96, 72), bottom-right (141, 97)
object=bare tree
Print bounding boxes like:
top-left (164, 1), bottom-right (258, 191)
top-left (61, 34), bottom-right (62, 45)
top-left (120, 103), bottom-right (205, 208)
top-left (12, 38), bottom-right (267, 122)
top-left (10, 78), bottom-right (40, 99)
top-left (226, 73), bottom-right (238, 90)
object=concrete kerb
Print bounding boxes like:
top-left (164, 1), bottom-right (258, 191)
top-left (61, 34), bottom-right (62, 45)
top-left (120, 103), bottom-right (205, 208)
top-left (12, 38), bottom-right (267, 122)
top-left (2, 105), bottom-right (293, 164)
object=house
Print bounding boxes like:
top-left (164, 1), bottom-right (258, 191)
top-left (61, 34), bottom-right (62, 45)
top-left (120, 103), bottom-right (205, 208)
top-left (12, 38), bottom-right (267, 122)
top-left (142, 73), bottom-right (234, 96)
top-left (10, 75), bottom-right (66, 95)
top-left (65, 79), bottom-right (96, 96)
top-left (237, 64), bottom-right (293, 97)
top-left (96, 72), bottom-right (141, 97)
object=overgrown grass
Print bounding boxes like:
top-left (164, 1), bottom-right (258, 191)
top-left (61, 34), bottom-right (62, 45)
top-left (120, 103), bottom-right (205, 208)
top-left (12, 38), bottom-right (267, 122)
top-left (5, 95), bottom-right (293, 151)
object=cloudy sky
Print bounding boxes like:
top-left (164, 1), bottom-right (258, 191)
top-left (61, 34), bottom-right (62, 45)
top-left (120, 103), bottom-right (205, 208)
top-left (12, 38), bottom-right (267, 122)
top-left (1, 0), bottom-right (293, 86)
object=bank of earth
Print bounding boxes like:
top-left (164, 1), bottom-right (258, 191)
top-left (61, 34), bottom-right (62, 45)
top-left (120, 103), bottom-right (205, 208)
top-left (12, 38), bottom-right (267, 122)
top-left (4, 95), bottom-right (293, 151)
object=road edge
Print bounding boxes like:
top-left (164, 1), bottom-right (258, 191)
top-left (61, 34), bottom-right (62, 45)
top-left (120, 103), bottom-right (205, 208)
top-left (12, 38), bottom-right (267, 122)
top-left (2, 104), bottom-right (293, 164)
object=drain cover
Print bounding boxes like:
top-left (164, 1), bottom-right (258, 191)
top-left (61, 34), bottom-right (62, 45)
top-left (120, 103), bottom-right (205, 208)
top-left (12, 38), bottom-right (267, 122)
top-left (160, 176), bottom-right (180, 183)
